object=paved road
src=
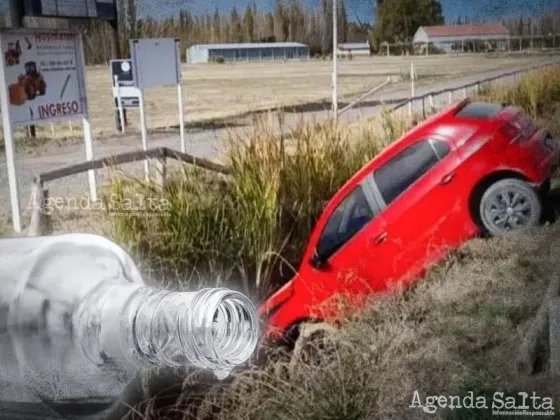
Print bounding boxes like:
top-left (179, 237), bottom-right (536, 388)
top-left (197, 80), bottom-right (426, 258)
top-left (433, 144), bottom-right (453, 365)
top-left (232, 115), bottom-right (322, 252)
top-left (1, 56), bottom-right (559, 222)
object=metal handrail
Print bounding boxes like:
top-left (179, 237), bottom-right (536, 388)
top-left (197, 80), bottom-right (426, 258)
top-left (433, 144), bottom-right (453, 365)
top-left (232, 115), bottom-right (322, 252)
top-left (390, 60), bottom-right (560, 112)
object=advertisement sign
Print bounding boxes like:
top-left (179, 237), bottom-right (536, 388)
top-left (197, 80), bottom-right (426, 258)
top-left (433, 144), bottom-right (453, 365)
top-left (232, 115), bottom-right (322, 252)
top-left (23, 0), bottom-right (117, 20)
top-left (0, 29), bottom-right (88, 127)
top-left (111, 59), bottom-right (139, 108)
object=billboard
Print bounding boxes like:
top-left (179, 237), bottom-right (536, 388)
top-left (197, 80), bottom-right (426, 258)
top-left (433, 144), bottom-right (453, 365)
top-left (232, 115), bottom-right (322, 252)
top-left (0, 29), bottom-right (89, 126)
top-left (23, 0), bottom-right (117, 20)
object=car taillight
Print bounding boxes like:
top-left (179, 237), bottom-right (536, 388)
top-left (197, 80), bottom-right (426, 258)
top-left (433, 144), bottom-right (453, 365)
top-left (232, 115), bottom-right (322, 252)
top-left (501, 122), bottom-right (522, 144)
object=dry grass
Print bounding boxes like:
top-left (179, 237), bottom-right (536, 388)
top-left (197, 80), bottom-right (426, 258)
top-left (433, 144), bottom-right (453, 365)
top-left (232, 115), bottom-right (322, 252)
top-left (126, 224), bottom-right (560, 420)
top-left (0, 54), bottom-right (549, 143)
top-left (104, 61), bottom-right (560, 420)
top-left (104, 111), bottom-right (408, 298)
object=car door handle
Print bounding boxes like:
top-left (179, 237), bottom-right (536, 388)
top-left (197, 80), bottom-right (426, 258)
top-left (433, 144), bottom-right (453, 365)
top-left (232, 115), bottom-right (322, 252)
top-left (440, 173), bottom-right (455, 185)
top-left (373, 232), bottom-right (388, 245)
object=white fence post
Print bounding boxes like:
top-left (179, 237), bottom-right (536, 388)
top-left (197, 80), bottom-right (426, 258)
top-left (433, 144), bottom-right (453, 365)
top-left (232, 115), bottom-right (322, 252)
top-left (448, 91), bottom-right (452, 105)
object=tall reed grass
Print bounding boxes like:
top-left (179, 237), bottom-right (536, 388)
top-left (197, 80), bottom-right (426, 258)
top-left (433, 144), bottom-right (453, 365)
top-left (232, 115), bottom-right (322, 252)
top-left (106, 112), bottom-right (407, 297)
top-left (474, 65), bottom-right (560, 120)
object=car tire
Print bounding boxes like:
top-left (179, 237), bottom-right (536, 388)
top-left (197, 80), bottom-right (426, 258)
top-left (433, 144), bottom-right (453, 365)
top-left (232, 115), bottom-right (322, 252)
top-left (479, 178), bottom-right (542, 237)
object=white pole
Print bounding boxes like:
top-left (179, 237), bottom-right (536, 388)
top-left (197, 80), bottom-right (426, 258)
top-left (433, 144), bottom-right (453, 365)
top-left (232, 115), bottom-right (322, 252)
top-left (1, 125), bottom-right (21, 233)
top-left (177, 83), bottom-right (186, 153)
top-left (114, 75), bottom-right (125, 134)
top-left (0, 44), bottom-right (21, 232)
top-left (408, 62), bottom-right (415, 118)
top-left (82, 117), bottom-right (97, 201)
top-left (332, 0), bottom-right (338, 121)
top-left (138, 88), bottom-right (149, 180)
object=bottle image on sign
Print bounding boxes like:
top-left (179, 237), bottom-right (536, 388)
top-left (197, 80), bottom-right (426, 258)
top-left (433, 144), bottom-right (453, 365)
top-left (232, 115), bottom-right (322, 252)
top-left (0, 233), bottom-right (259, 418)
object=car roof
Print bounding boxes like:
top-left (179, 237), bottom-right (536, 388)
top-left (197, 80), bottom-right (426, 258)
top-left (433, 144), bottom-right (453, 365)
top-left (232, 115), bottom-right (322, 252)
top-left (331, 99), bottom-right (508, 203)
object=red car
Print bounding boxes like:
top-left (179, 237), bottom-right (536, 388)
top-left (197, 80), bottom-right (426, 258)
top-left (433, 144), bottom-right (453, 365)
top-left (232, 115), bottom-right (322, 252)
top-left (258, 98), bottom-right (560, 345)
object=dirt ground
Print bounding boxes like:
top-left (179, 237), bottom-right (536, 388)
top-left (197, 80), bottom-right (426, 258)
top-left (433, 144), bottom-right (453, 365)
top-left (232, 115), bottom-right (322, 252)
top-left (0, 52), bottom-right (551, 140)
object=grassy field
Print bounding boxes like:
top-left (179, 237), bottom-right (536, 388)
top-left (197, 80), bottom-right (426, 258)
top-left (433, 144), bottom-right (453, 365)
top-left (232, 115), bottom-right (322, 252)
top-left (0, 53), bottom-right (552, 142)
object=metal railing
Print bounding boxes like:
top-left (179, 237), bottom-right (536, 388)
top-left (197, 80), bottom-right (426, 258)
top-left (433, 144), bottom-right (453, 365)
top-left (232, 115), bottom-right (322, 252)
top-left (389, 60), bottom-right (560, 121)
top-left (27, 147), bottom-right (231, 236)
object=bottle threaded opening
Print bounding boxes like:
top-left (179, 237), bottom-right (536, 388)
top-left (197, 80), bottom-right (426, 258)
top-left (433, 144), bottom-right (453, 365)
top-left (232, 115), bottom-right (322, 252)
top-left (129, 287), bottom-right (259, 377)
top-left (178, 288), bottom-right (259, 374)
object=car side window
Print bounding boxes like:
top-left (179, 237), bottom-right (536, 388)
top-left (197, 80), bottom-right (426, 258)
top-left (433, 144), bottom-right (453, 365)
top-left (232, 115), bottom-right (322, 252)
top-left (373, 139), bottom-right (448, 206)
top-left (315, 184), bottom-right (375, 261)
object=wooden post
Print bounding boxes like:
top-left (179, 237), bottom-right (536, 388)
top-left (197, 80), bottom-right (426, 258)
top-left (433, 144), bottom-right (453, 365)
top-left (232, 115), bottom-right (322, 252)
top-left (463, 87), bottom-right (468, 98)
top-left (109, 19), bottom-right (121, 59)
top-left (27, 180), bottom-right (51, 236)
top-left (448, 91), bottom-right (453, 105)
top-left (549, 297), bottom-right (560, 375)
top-left (154, 156), bottom-right (167, 187)
top-left (428, 94), bottom-right (434, 111)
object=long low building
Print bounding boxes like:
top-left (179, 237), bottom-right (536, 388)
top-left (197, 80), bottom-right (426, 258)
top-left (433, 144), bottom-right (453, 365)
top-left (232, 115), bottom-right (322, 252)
top-left (337, 42), bottom-right (371, 57)
top-left (187, 42), bottom-right (310, 64)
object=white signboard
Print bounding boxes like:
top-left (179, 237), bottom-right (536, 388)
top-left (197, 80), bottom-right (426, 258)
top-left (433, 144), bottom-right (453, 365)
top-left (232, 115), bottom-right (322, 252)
top-left (110, 59), bottom-right (139, 108)
top-left (130, 38), bottom-right (181, 89)
top-left (128, 37), bottom-right (186, 165)
top-left (0, 29), bottom-right (88, 127)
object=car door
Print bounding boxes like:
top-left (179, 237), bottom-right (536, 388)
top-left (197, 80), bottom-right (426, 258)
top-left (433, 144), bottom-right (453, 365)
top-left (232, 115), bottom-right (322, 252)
top-left (296, 175), bottom-right (391, 320)
top-left (364, 137), bottom-right (466, 288)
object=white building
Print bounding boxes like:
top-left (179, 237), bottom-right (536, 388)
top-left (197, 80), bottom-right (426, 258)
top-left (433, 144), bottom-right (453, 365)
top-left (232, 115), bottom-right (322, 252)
top-left (413, 24), bottom-right (511, 53)
top-left (337, 42), bottom-right (371, 57)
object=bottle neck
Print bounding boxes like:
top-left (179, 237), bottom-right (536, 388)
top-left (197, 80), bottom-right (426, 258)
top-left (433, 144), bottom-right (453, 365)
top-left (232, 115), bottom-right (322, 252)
top-left (73, 283), bottom-right (259, 379)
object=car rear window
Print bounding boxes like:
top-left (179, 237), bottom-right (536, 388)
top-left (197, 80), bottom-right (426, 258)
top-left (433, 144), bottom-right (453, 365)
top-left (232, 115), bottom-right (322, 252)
top-left (455, 102), bottom-right (504, 119)
top-left (373, 140), bottom-right (440, 205)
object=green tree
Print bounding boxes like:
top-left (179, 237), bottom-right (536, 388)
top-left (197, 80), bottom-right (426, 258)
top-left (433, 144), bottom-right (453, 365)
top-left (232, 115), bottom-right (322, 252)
top-left (373, 0), bottom-right (444, 44)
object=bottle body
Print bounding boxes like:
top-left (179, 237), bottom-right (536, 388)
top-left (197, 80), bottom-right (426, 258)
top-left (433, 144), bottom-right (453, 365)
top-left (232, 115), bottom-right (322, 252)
top-left (0, 233), bottom-right (259, 418)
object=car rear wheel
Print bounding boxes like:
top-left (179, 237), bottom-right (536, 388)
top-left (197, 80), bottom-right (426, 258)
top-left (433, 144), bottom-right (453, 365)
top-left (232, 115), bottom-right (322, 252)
top-left (479, 178), bottom-right (542, 236)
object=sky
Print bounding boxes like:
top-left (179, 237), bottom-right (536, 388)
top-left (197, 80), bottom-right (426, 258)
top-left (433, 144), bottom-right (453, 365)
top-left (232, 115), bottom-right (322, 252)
top-left (139, 0), bottom-right (560, 24)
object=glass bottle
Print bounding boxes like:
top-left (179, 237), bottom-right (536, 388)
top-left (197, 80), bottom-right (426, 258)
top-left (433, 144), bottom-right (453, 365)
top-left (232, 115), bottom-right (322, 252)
top-left (0, 233), bottom-right (259, 419)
